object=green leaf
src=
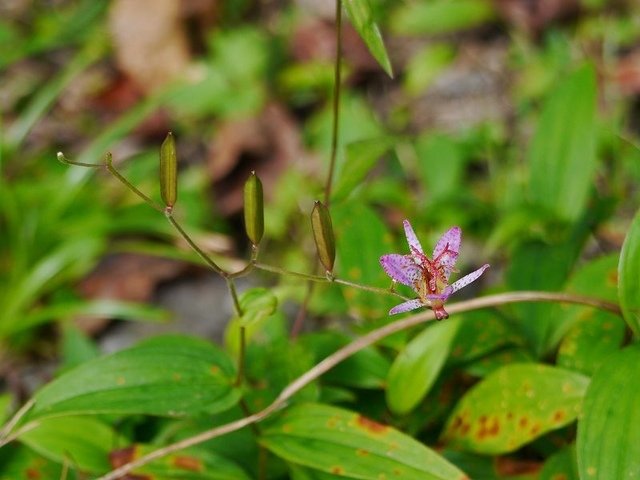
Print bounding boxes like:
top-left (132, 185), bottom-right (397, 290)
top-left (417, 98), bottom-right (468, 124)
top-left (556, 312), bottom-right (625, 376)
top-left (448, 311), bottom-right (527, 366)
top-left (577, 345), bottom-right (640, 479)
top-left (110, 444), bottom-right (251, 480)
top-left (618, 209), bottom-right (640, 336)
top-left (290, 463), bottom-right (345, 480)
top-left (540, 446), bottom-right (579, 480)
top-left (18, 417), bottom-right (120, 474)
top-left (415, 133), bottom-right (467, 201)
top-left (333, 137), bottom-right (396, 203)
top-left (343, 0), bottom-right (393, 77)
top-left (548, 253), bottom-right (620, 349)
top-left (442, 364), bottom-right (589, 454)
top-left (529, 64), bottom-right (598, 221)
top-left (391, 0), bottom-right (495, 35)
top-left (462, 347), bottom-right (534, 378)
top-left (404, 44), bottom-right (455, 96)
top-left (238, 288), bottom-right (278, 327)
top-left (299, 331), bottom-right (390, 389)
top-left (244, 339), bottom-right (319, 412)
top-left (332, 203), bottom-right (396, 318)
top-left (386, 319), bottom-right (460, 414)
top-left (506, 240), bottom-right (577, 356)
top-left (23, 335), bottom-right (240, 423)
top-left (59, 325), bottom-right (100, 373)
top-left (261, 403), bottom-right (468, 480)
top-left (0, 444), bottom-right (66, 480)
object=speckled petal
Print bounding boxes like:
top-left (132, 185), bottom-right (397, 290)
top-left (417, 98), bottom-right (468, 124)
top-left (403, 220), bottom-right (423, 255)
top-left (380, 254), bottom-right (421, 288)
top-left (433, 226), bottom-right (461, 260)
top-left (389, 299), bottom-right (423, 315)
top-left (449, 264), bottom-right (490, 294)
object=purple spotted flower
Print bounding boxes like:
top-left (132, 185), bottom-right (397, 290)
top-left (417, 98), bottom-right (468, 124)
top-left (380, 220), bottom-right (489, 319)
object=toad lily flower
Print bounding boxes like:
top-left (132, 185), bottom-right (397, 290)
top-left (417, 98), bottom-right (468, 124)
top-left (380, 220), bottom-right (489, 319)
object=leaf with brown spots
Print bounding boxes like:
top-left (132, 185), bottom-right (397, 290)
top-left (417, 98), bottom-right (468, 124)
top-left (557, 311), bottom-right (625, 376)
top-left (577, 345), bottom-right (640, 479)
top-left (442, 363), bottom-right (589, 454)
top-left (261, 402), bottom-right (468, 480)
top-left (0, 444), bottom-right (67, 480)
top-left (108, 444), bottom-right (250, 480)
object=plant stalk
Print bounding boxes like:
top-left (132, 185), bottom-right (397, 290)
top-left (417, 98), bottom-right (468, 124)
top-left (94, 290), bottom-right (622, 480)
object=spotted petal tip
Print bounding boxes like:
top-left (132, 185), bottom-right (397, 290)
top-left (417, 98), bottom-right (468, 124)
top-left (403, 220), bottom-right (423, 255)
top-left (389, 299), bottom-right (423, 315)
top-left (449, 263), bottom-right (490, 294)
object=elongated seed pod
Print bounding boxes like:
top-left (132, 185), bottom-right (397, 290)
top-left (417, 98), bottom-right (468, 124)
top-left (160, 132), bottom-right (177, 208)
top-left (244, 171), bottom-right (264, 245)
top-left (311, 201), bottom-right (336, 273)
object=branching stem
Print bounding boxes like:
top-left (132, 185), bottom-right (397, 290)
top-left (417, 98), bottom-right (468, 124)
top-left (94, 290), bottom-right (621, 480)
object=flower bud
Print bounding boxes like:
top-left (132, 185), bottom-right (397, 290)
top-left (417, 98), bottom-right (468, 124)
top-left (244, 171), bottom-right (264, 245)
top-left (160, 132), bottom-right (177, 208)
top-left (311, 201), bottom-right (336, 273)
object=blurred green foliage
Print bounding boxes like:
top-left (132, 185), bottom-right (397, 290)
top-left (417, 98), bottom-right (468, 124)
top-left (2, 0), bottom-right (640, 478)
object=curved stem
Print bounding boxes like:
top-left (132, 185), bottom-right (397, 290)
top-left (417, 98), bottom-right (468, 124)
top-left (324, 0), bottom-right (343, 206)
top-left (94, 290), bottom-right (621, 480)
top-left (165, 212), bottom-right (227, 277)
top-left (104, 154), bottom-right (164, 212)
top-left (228, 245), bottom-right (259, 279)
top-left (58, 152), bottom-right (164, 212)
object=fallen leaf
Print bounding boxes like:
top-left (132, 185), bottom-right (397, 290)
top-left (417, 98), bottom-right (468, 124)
top-left (109, 0), bottom-right (191, 93)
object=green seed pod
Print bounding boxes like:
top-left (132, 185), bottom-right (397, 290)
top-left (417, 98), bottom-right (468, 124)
top-left (311, 201), bottom-right (336, 273)
top-left (160, 132), bottom-right (177, 208)
top-left (244, 171), bottom-right (264, 245)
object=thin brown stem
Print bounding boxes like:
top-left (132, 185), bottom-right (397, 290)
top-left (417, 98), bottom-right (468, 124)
top-left (94, 290), bottom-right (621, 480)
top-left (291, 281), bottom-right (314, 338)
top-left (324, 0), bottom-right (343, 206)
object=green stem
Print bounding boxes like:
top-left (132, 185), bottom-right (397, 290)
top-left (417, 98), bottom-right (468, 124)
top-left (165, 213), bottom-right (227, 276)
top-left (324, 0), bottom-right (343, 206)
top-left (254, 262), bottom-right (409, 300)
top-left (228, 245), bottom-right (259, 279)
top-left (226, 277), bottom-right (243, 317)
top-left (93, 290), bottom-right (623, 480)
top-left (254, 262), bottom-right (327, 282)
top-left (235, 325), bottom-right (246, 389)
top-left (57, 152), bottom-right (164, 212)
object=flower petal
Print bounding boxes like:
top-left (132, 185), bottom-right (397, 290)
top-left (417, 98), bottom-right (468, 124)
top-left (433, 226), bottom-right (461, 258)
top-left (449, 264), bottom-right (490, 294)
top-left (389, 299), bottom-right (423, 315)
top-left (403, 220), bottom-right (423, 255)
top-left (380, 254), bottom-right (422, 288)
top-left (425, 286), bottom-right (453, 301)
